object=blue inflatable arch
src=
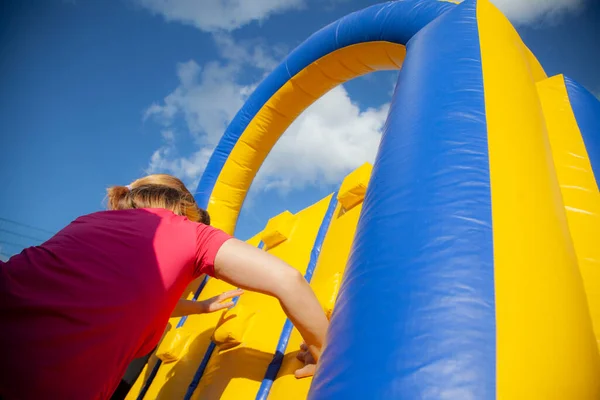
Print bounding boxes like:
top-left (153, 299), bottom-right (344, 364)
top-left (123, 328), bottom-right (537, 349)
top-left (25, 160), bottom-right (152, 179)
top-left (195, 0), bottom-right (458, 234)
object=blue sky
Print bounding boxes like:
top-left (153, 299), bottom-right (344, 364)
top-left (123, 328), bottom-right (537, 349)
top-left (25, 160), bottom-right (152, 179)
top-left (1, 0), bottom-right (599, 259)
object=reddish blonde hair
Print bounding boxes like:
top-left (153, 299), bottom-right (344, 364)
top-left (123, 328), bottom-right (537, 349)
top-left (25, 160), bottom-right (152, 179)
top-left (106, 174), bottom-right (210, 224)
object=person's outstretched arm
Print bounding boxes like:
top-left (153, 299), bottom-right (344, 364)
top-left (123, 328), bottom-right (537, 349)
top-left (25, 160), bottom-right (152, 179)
top-left (213, 238), bottom-right (328, 377)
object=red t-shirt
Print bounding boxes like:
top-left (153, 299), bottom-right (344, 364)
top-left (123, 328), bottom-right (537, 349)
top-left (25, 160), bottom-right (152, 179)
top-left (0, 208), bottom-right (231, 399)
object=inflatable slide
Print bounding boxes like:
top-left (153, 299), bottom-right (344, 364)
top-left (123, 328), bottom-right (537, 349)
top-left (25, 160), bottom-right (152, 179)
top-left (126, 0), bottom-right (600, 398)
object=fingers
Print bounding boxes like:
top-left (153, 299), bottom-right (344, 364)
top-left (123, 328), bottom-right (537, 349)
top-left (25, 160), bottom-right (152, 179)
top-left (296, 350), bottom-right (308, 362)
top-left (201, 289), bottom-right (244, 314)
top-left (209, 301), bottom-right (235, 312)
top-left (294, 364), bottom-right (316, 379)
top-left (295, 340), bottom-right (319, 379)
top-left (296, 342), bottom-right (311, 362)
top-left (306, 344), bottom-right (321, 364)
top-left (217, 289), bottom-right (244, 301)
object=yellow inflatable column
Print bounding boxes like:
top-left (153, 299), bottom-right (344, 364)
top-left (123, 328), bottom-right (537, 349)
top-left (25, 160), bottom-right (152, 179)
top-left (537, 75), bottom-right (600, 351)
top-left (477, 0), bottom-right (600, 397)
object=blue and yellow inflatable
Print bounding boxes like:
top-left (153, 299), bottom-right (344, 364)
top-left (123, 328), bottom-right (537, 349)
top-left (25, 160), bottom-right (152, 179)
top-left (127, 0), bottom-right (600, 398)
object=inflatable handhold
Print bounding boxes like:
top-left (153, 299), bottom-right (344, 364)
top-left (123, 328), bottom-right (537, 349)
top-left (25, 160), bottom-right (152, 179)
top-left (155, 327), bottom-right (193, 363)
top-left (212, 304), bottom-right (256, 350)
top-left (321, 272), bottom-right (342, 320)
top-left (260, 211), bottom-right (297, 249)
top-left (337, 162), bottom-right (372, 211)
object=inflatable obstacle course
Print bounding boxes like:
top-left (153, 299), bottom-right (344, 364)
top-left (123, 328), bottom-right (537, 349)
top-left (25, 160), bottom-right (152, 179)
top-left (127, 0), bottom-right (600, 398)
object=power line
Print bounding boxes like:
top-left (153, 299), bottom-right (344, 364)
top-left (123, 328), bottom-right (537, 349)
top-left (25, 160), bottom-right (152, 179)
top-left (0, 240), bottom-right (32, 249)
top-left (0, 217), bottom-right (55, 235)
top-left (0, 217), bottom-right (52, 260)
top-left (0, 228), bottom-right (45, 243)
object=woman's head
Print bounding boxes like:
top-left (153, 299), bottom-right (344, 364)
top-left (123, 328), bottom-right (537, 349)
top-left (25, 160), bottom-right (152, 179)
top-left (106, 174), bottom-right (210, 224)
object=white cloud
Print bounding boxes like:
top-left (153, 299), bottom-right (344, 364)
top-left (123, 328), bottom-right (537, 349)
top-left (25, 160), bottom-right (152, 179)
top-left (489, 0), bottom-right (587, 24)
top-left (144, 35), bottom-right (284, 191)
top-left (132, 0), bottom-right (305, 32)
top-left (133, 0), bottom-right (586, 31)
top-left (144, 34), bottom-right (281, 143)
top-left (144, 34), bottom-right (388, 195)
top-left (133, 0), bottom-right (587, 32)
top-left (253, 86), bottom-right (387, 194)
top-left (144, 60), bottom-right (245, 145)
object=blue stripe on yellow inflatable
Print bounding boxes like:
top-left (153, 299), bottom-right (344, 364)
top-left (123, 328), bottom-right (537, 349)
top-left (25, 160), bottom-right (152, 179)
top-left (564, 76), bottom-right (600, 187)
top-left (194, 0), bottom-right (456, 208)
top-left (309, 1), bottom-right (495, 398)
top-left (255, 193), bottom-right (337, 400)
top-left (183, 241), bottom-right (265, 400)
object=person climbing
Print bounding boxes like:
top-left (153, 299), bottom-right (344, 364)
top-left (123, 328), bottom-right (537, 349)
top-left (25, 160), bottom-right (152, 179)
top-left (0, 174), bottom-right (328, 400)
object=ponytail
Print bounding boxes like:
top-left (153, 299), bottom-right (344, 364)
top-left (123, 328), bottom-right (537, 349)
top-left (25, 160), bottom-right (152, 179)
top-left (106, 186), bottom-right (132, 211)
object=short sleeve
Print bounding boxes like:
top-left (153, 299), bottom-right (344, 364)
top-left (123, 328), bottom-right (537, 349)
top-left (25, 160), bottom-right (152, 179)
top-left (194, 224), bottom-right (232, 277)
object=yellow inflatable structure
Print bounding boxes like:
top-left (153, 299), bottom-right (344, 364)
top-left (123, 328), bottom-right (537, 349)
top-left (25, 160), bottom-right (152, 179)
top-left (126, 0), bottom-right (600, 398)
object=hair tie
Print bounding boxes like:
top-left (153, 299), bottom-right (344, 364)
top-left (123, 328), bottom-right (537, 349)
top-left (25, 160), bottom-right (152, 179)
top-left (126, 185), bottom-right (132, 190)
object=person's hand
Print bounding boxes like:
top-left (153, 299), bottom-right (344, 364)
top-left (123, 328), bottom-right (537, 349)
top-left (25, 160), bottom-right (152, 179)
top-left (171, 290), bottom-right (244, 318)
top-left (295, 342), bottom-right (321, 379)
top-left (198, 289), bottom-right (244, 313)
